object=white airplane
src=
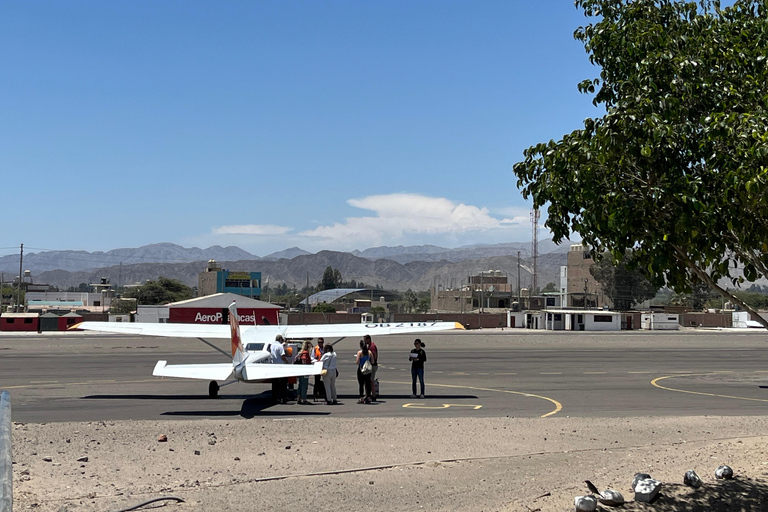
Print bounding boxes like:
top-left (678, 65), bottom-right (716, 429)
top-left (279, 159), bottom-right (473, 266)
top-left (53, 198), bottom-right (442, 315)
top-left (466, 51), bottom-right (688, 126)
top-left (73, 301), bottom-right (465, 398)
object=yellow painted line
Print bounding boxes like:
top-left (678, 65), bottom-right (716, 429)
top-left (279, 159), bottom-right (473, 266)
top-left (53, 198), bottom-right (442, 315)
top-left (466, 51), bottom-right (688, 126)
top-left (449, 372), bottom-right (470, 376)
top-left (432, 371), bottom-right (444, 374)
top-left (403, 403), bottom-right (483, 410)
top-left (477, 372), bottom-right (490, 375)
top-left (651, 374), bottom-right (768, 403)
top-left (29, 380), bottom-right (59, 384)
top-left (2, 378), bottom-right (158, 390)
top-left (495, 372), bottom-right (517, 376)
top-left (383, 380), bottom-right (562, 418)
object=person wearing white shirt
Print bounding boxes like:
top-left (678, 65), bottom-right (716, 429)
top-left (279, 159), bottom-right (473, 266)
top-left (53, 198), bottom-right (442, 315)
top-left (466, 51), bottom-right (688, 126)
top-left (269, 335), bottom-right (289, 403)
top-left (320, 344), bottom-right (338, 405)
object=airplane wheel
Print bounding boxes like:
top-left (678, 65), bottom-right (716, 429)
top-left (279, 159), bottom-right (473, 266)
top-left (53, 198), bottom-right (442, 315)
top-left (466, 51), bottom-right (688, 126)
top-left (208, 381), bottom-right (219, 399)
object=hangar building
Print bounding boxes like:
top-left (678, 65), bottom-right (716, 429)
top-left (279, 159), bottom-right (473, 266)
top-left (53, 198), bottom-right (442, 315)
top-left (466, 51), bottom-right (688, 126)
top-left (136, 292), bottom-right (281, 325)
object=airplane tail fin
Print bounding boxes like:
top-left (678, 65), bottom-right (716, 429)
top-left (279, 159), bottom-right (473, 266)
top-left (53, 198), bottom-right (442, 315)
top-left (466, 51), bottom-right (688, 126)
top-left (228, 301), bottom-right (245, 364)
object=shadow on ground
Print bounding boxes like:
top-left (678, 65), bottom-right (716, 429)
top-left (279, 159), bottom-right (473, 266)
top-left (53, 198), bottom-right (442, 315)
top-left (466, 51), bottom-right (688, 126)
top-left (620, 478), bottom-right (768, 512)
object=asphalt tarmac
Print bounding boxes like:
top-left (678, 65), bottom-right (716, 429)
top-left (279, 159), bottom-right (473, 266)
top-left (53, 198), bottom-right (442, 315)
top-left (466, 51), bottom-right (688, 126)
top-left (2, 329), bottom-right (768, 423)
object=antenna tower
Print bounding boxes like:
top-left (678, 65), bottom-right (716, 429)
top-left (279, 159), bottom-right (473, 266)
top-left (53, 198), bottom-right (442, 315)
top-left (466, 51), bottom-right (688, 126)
top-left (531, 209), bottom-right (539, 293)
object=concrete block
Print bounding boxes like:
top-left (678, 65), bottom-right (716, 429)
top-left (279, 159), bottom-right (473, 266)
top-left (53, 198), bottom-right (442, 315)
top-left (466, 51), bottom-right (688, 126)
top-left (634, 478), bottom-right (662, 503)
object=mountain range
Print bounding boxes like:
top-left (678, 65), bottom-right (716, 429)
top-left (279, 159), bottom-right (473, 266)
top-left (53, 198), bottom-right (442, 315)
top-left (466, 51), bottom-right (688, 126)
top-left (2, 241), bottom-right (573, 292)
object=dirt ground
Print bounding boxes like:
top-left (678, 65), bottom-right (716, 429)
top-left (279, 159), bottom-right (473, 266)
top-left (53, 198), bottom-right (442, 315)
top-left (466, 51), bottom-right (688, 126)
top-left (11, 415), bottom-right (768, 512)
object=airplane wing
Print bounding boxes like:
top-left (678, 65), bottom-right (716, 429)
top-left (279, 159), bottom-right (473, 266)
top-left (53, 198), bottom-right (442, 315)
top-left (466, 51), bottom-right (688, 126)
top-left (72, 320), bottom-right (464, 340)
top-left (153, 361), bottom-right (234, 380)
top-left (279, 321), bottom-right (465, 338)
top-left (73, 322), bottom-right (231, 338)
top-left (242, 361), bottom-right (323, 381)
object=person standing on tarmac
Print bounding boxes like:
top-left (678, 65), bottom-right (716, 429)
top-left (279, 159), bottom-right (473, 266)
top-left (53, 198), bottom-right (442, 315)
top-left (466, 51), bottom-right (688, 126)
top-left (295, 341), bottom-right (313, 405)
top-left (312, 338), bottom-right (326, 401)
top-left (321, 344), bottom-right (338, 405)
top-left (364, 334), bottom-right (378, 401)
top-left (409, 339), bottom-right (427, 399)
top-left (270, 334), bottom-right (289, 404)
top-left (355, 340), bottom-right (373, 403)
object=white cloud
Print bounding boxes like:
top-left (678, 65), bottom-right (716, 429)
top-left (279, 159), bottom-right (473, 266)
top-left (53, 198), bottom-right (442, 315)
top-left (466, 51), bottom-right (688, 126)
top-left (199, 194), bottom-right (545, 254)
top-left (212, 224), bottom-right (292, 236)
top-left (298, 193), bottom-right (525, 249)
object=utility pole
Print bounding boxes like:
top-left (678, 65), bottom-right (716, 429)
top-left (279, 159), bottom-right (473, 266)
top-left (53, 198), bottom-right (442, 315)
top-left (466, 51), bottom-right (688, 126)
top-left (480, 271), bottom-right (484, 314)
top-left (17, 244), bottom-right (23, 312)
top-left (517, 251), bottom-right (521, 306)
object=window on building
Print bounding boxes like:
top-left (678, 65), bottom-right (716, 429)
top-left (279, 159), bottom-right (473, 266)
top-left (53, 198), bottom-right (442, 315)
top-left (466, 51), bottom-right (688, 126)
top-left (225, 278), bottom-right (252, 288)
top-left (593, 315), bottom-right (613, 322)
top-left (6, 318), bottom-right (14, 323)
top-left (24, 318), bottom-right (33, 324)
top-left (546, 297), bottom-right (555, 306)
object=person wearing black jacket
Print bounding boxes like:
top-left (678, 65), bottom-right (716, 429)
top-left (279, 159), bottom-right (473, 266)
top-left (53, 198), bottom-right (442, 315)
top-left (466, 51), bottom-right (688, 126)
top-left (409, 339), bottom-right (427, 398)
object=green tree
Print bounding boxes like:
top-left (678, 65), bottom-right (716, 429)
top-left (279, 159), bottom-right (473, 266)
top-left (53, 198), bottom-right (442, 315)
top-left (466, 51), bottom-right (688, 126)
top-left (590, 252), bottom-right (658, 310)
top-left (320, 266), bottom-right (342, 290)
top-left (123, 277), bottom-right (192, 305)
top-left (312, 302), bottom-right (336, 313)
top-left (110, 297), bottom-right (137, 314)
top-left (541, 282), bottom-right (558, 293)
top-left (403, 289), bottom-right (418, 313)
top-left (0, 285), bottom-right (22, 311)
top-left (513, 0), bottom-right (768, 327)
top-left (370, 305), bottom-right (386, 315)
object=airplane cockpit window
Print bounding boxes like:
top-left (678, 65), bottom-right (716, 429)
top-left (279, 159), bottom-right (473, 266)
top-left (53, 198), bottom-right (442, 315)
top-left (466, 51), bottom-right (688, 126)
top-left (245, 343), bottom-right (265, 352)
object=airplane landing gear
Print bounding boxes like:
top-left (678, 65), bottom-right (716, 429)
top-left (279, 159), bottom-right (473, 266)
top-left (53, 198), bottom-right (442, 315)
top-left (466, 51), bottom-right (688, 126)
top-left (208, 381), bottom-right (219, 398)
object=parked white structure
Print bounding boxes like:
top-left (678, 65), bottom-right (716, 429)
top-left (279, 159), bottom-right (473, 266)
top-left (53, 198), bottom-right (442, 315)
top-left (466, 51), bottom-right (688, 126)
top-left (135, 305), bottom-right (170, 323)
top-left (732, 311), bottom-right (764, 328)
top-left (641, 313), bottom-right (680, 330)
top-left (542, 309), bottom-right (622, 331)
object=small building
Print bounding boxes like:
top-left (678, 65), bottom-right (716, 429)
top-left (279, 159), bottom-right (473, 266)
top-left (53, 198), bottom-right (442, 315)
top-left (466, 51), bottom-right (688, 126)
top-left (136, 305), bottom-right (170, 323)
top-left (539, 309), bottom-right (622, 331)
top-left (135, 293), bottom-right (281, 325)
top-left (39, 312), bottom-right (61, 332)
top-left (198, 260), bottom-right (262, 298)
top-left (0, 312), bottom-right (39, 331)
top-left (641, 313), bottom-right (680, 330)
top-left (168, 293), bottom-right (280, 325)
top-left (26, 291), bottom-right (112, 312)
top-left (59, 311), bottom-right (83, 330)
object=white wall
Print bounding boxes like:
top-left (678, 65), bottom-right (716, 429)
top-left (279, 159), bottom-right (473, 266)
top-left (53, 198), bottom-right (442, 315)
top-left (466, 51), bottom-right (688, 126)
top-left (584, 313), bottom-right (621, 331)
top-left (506, 311), bottom-right (526, 328)
top-left (136, 306), bottom-right (169, 323)
top-left (641, 313), bottom-right (680, 330)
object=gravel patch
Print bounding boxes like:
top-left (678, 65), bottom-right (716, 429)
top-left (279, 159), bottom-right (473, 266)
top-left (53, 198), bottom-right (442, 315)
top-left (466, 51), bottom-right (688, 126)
top-left (11, 415), bottom-right (768, 511)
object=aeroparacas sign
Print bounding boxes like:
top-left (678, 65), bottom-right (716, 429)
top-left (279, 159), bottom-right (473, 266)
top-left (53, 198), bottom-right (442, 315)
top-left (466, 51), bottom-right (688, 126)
top-left (169, 307), bottom-right (278, 325)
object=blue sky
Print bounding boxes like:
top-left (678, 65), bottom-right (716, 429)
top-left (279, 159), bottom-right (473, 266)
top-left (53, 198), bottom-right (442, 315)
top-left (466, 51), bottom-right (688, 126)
top-left (2, 1), bottom-right (599, 257)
